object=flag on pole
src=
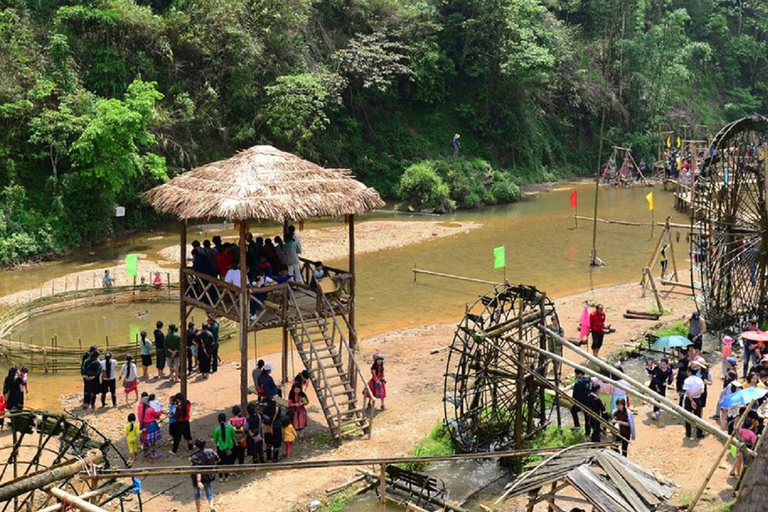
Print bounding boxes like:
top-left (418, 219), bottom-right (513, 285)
top-left (493, 246), bottom-right (506, 269)
top-left (646, 191), bottom-right (654, 211)
top-left (676, 136), bottom-right (681, 148)
top-left (125, 254), bottom-right (139, 277)
top-left (570, 190), bottom-right (578, 208)
top-left (666, 136), bottom-right (671, 148)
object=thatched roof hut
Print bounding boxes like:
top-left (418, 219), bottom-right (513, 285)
top-left (142, 145), bottom-right (383, 417)
top-left (144, 145), bottom-right (384, 221)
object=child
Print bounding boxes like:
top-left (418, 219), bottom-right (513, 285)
top-left (152, 272), bottom-right (163, 288)
top-left (141, 402), bottom-right (164, 459)
top-left (0, 393), bottom-right (6, 431)
top-left (731, 417), bottom-right (756, 478)
top-left (139, 331), bottom-right (153, 379)
top-left (282, 414), bottom-right (297, 457)
top-left (611, 398), bottom-right (635, 456)
top-left (125, 413), bottom-right (140, 465)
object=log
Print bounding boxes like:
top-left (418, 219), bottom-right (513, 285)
top-left (626, 309), bottom-right (661, 316)
top-left (46, 487), bottom-right (110, 512)
top-left (572, 215), bottom-right (690, 229)
top-left (325, 475), bottom-right (367, 495)
top-left (36, 483), bottom-right (125, 512)
top-left (412, 267), bottom-right (501, 286)
top-left (623, 313), bottom-right (660, 320)
top-left (536, 325), bottom-right (734, 445)
top-left (0, 450), bottom-right (104, 503)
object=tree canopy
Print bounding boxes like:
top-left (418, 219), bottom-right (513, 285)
top-left (1, 0), bottom-right (766, 265)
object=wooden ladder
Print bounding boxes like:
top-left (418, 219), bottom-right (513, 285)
top-left (287, 288), bottom-right (373, 442)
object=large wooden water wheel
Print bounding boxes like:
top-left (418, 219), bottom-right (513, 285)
top-left (443, 284), bottom-right (560, 452)
top-left (0, 409), bottom-right (138, 511)
top-left (692, 114), bottom-right (768, 330)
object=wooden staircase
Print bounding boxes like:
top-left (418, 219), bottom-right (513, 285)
top-left (287, 288), bottom-right (373, 442)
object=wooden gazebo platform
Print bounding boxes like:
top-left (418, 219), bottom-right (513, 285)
top-left (145, 145), bottom-right (384, 441)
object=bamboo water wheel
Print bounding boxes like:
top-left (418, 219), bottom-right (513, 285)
top-left (0, 409), bottom-right (139, 511)
top-left (443, 284), bottom-right (560, 452)
top-left (691, 114), bottom-right (768, 330)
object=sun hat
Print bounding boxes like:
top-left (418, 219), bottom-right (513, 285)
top-left (723, 336), bottom-right (733, 345)
top-left (373, 353), bottom-right (385, 361)
top-left (264, 363), bottom-right (273, 371)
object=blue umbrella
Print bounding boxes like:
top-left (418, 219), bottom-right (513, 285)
top-left (721, 387), bottom-right (768, 409)
top-left (651, 335), bottom-right (692, 350)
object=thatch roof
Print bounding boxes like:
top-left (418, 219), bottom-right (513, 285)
top-left (144, 145), bottom-right (384, 221)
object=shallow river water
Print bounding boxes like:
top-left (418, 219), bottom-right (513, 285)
top-left (4, 183), bottom-right (688, 406)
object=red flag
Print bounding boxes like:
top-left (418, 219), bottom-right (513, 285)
top-left (570, 189), bottom-right (578, 208)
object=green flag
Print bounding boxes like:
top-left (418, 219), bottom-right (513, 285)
top-left (493, 246), bottom-right (506, 269)
top-left (125, 254), bottom-right (138, 277)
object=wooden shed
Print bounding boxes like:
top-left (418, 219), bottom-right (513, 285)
top-left (498, 448), bottom-right (675, 512)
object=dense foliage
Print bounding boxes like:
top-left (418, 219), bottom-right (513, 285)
top-left (1, 0), bottom-right (767, 265)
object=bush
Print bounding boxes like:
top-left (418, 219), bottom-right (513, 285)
top-left (488, 172), bottom-right (521, 204)
top-left (397, 161), bottom-right (456, 213)
top-left (401, 421), bottom-right (455, 471)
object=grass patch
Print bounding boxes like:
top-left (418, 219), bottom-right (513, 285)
top-left (651, 320), bottom-right (688, 338)
top-left (716, 499), bottom-right (736, 512)
top-left (649, 304), bottom-right (674, 315)
top-left (400, 421), bottom-right (455, 471)
top-left (526, 425), bottom-right (584, 463)
top-left (320, 489), bottom-right (356, 512)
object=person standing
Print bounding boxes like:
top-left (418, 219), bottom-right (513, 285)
top-left (213, 413), bottom-right (235, 481)
top-left (207, 314), bottom-right (220, 373)
top-left (684, 311), bottom-right (706, 358)
top-left (682, 366), bottom-right (705, 439)
top-left (585, 383), bottom-right (605, 442)
top-left (186, 322), bottom-right (199, 375)
top-left (741, 318), bottom-right (760, 377)
top-left (589, 305), bottom-right (607, 358)
top-left (612, 398), bottom-right (635, 456)
top-left (228, 406), bottom-right (248, 465)
top-left (165, 324), bottom-right (181, 384)
top-left (171, 393), bottom-right (194, 455)
top-left (570, 369), bottom-right (591, 433)
top-left (190, 439), bottom-right (220, 512)
top-left (281, 232), bottom-right (303, 283)
top-left (83, 352), bottom-right (102, 409)
top-left (288, 383), bottom-right (309, 442)
top-left (246, 403), bottom-right (264, 463)
top-left (197, 323), bottom-right (214, 379)
top-left (141, 402), bottom-right (164, 459)
top-left (646, 358), bottom-right (673, 420)
top-left (263, 400), bottom-right (283, 462)
top-left (3, 367), bottom-right (24, 412)
top-left (100, 352), bottom-right (118, 407)
top-left (124, 413), bottom-right (140, 466)
top-left (119, 355), bottom-right (139, 404)
top-left (138, 331), bottom-right (152, 380)
top-left (674, 349), bottom-right (690, 406)
top-left (450, 134), bottom-right (461, 158)
top-left (367, 355), bottom-right (387, 410)
top-left (154, 321), bottom-right (166, 379)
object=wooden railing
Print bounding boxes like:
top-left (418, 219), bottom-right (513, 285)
top-left (180, 269), bottom-right (289, 329)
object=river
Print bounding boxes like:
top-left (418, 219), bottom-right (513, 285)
top-left (4, 183), bottom-right (688, 407)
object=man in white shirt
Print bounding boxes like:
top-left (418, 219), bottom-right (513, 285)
top-left (682, 365), bottom-right (705, 439)
top-left (224, 265), bottom-right (242, 287)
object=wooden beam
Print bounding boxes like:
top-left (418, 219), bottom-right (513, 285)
top-left (239, 220), bottom-right (248, 411)
top-left (644, 267), bottom-right (664, 313)
top-left (348, 214), bottom-right (358, 396)
top-left (36, 483), bottom-right (125, 512)
top-left (412, 268), bottom-right (501, 286)
top-left (574, 215), bottom-right (690, 229)
top-left (179, 220), bottom-right (188, 398)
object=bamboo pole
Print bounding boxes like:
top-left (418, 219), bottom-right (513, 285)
top-left (348, 214), bottom-right (358, 397)
top-left (644, 267), bottom-right (664, 313)
top-left (46, 487), bottom-right (109, 512)
top-left (591, 106), bottom-right (606, 267)
top-left (412, 267), bottom-right (501, 286)
top-left (0, 450), bottom-right (104, 503)
top-left (686, 402), bottom-right (754, 512)
top-left (574, 215), bottom-right (690, 229)
top-left (180, 220), bottom-right (188, 398)
top-left (537, 325), bottom-right (733, 444)
top-left (239, 220), bottom-right (249, 411)
top-left (36, 483), bottom-right (125, 512)
top-left (93, 446), bottom-right (607, 479)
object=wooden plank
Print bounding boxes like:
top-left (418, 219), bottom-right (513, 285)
top-left (595, 453), bottom-right (651, 511)
top-left (601, 449), bottom-right (674, 498)
top-left (598, 451), bottom-right (660, 506)
top-left (567, 466), bottom-right (633, 512)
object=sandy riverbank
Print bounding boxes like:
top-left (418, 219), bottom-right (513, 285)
top-left (43, 273), bottom-right (740, 512)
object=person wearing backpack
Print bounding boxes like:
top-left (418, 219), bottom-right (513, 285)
top-left (228, 406), bottom-right (248, 465)
top-left (246, 403), bottom-right (264, 463)
top-left (450, 133), bottom-right (461, 158)
top-left (190, 438), bottom-right (220, 512)
top-left (212, 413), bottom-right (235, 481)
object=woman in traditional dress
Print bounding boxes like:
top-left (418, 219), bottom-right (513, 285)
top-left (288, 383), bottom-right (308, 442)
top-left (366, 354), bottom-right (387, 410)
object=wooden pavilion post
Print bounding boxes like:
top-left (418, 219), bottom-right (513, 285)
top-left (179, 220), bottom-right (188, 398)
top-left (282, 218), bottom-right (289, 385)
top-left (347, 214), bottom-right (358, 396)
top-left (239, 221), bottom-right (248, 411)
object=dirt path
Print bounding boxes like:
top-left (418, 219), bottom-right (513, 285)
top-left (43, 274), bottom-right (740, 512)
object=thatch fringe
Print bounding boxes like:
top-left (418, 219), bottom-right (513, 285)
top-left (144, 145), bottom-right (385, 221)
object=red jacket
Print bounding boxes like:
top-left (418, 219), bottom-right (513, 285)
top-left (589, 311), bottom-right (605, 333)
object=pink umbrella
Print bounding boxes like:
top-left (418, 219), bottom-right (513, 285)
top-left (741, 330), bottom-right (768, 342)
top-left (579, 305), bottom-right (590, 341)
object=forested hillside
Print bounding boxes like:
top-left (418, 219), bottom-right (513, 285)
top-left (1, 0), bottom-right (766, 265)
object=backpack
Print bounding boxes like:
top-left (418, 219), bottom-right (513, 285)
top-left (231, 418), bottom-right (247, 448)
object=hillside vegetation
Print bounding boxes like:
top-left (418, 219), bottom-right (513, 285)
top-left (1, 0), bottom-right (766, 265)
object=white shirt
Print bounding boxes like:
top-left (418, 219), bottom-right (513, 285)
top-left (120, 363), bottom-right (138, 382)
top-left (683, 375), bottom-right (705, 397)
top-left (224, 268), bottom-right (242, 286)
top-left (253, 276), bottom-right (275, 288)
top-left (101, 358), bottom-right (118, 380)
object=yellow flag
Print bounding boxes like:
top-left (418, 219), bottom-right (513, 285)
top-left (646, 191), bottom-right (654, 211)
top-left (666, 136), bottom-right (671, 148)
top-left (676, 136), bottom-right (681, 148)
